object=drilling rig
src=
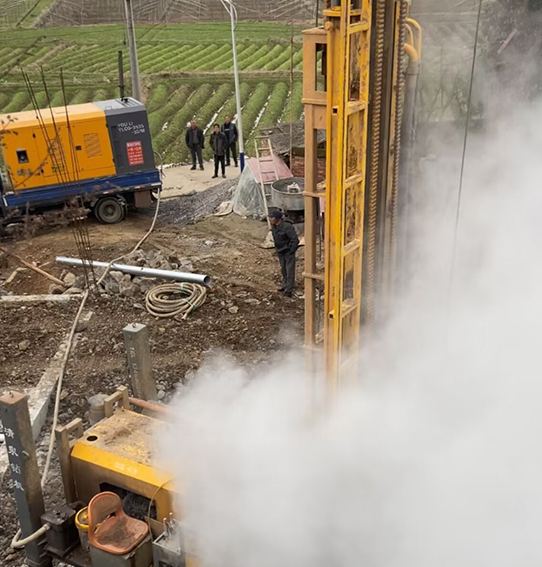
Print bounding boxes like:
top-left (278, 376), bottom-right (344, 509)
top-left (0, 2), bottom-right (421, 566)
top-left (303, 0), bottom-right (421, 398)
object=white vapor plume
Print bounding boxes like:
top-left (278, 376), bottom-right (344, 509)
top-left (158, 103), bottom-right (542, 567)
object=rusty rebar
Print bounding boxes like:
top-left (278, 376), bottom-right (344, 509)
top-left (389, 0), bottom-right (408, 285)
top-left (364, 0), bottom-right (386, 326)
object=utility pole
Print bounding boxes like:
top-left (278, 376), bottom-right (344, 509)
top-left (221, 0), bottom-right (245, 171)
top-left (124, 0), bottom-right (142, 102)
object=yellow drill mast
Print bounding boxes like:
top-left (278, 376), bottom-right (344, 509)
top-left (303, 0), bottom-right (422, 397)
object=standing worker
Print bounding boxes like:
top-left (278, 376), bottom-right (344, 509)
top-left (269, 210), bottom-right (299, 297)
top-left (185, 120), bottom-right (205, 171)
top-left (221, 115), bottom-right (238, 168)
top-left (210, 124), bottom-right (227, 179)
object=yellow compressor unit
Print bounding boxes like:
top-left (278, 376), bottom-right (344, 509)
top-left (0, 97), bottom-right (161, 224)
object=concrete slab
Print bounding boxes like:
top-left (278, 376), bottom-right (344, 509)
top-left (161, 161), bottom-right (240, 199)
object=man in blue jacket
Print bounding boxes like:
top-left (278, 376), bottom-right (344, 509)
top-left (269, 210), bottom-right (299, 297)
top-left (221, 116), bottom-right (238, 168)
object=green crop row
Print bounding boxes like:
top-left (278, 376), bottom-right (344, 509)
top-left (18, 45), bottom-right (52, 68)
top-left (74, 48), bottom-right (121, 74)
top-left (49, 90), bottom-right (74, 107)
top-left (267, 47), bottom-right (302, 71)
top-left (144, 44), bottom-right (202, 73)
top-left (164, 43), bottom-right (220, 71)
top-left (21, 91), bottom-right (48, 111)
top-left (196, 46), bottom-right (236, 72)
top-left (238, 45), bottom-right (271, 71)
top-left (148, 84), bottom-right (193, 139)
top-left (153, 83), bottom-right (214, 160)
top-left (0, 92), bottom-right (10, 112)
top-left (145, 44), bottom-right (218, 74)
top-left (146, 83), bottom-right (170, 114)
top-left (0, 48), bottom-right (24, 72)
top-left (46, 45), bottom-right (80, 67)
top-left (216, 83), bottom-right (252, 129)
top-left (276, 48), bottom-right (304, 71)
top-left (247, 45), bottom-right (285, 71)
top-left (280, 82), bottom-right (304, 123)
top-left (190, 44), bottom-right (232, 72)
top-left (46, 45), bottom-right (103, 70)
top-left (240, 83), bottom-right (270, 152)
top-left (2, 91), bottom-right (31, 114)
top-left (213, 43), bottom-right (257, 72)
top-left (69, 89), bottom-right (94, 106)
top-left (258, 82), bottom-right (289, 129)
top-left (139, 44), bottom-right (181, 71)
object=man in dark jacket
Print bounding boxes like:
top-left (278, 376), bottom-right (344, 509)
top-left (210, 124), bottom-right (227, 179)
top-left (221, 115), bottom-right (238, 167)
top-left (269, 210), bottom-right (299, 297)
top-left (185, 120), bottom-right (205, 171)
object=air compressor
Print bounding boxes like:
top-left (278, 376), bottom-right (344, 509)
top-left (0, 97), bottom-right (161, 226)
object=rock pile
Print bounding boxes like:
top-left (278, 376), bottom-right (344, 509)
top-left (51, 249), bottom-right (196, 298)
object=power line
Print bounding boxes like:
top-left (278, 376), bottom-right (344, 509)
top-left (449, 0), bottom-right (484, 287)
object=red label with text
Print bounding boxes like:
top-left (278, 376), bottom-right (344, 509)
top-left (126, 140), bottom-right (144, 166)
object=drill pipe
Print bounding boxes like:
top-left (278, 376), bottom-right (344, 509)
top-left (56, 257), bottom-right (211, 286)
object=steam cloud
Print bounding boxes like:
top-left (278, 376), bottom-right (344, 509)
top-left (158, 103), bottom-right (542, 567)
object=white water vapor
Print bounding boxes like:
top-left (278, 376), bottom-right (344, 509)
top-left (158, 103), bottom-right (542, 567)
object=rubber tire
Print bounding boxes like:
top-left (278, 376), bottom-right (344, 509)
top-left (94, 197), bottom-right (126, 224)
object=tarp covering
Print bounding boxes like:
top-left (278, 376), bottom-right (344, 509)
top-left (232, 157), bottom-right (292, 219)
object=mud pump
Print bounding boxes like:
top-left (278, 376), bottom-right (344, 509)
top-left (0, 1), bottom-right (421, 566)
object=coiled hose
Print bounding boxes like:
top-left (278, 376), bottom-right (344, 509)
top-left (145, 282), bottom-right (207, 320)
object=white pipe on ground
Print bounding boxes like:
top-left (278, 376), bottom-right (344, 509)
top-left (55, 257), bottom-right (211, 286)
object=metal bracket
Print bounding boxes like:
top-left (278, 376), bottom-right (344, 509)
top-left (55, 418), bottom-right (84, 505)
top-left (104, 386), bottom-right (130, 418)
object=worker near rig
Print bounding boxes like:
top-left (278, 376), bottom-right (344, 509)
top-left (269, 210), bottom-right (299, 297)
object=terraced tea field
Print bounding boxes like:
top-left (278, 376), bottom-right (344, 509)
top-left (0, 22), bottom-right (305, 162)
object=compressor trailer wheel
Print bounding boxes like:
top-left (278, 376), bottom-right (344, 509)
top-left (94, 196), bottom-right (126, 224)
top-left (145, 283), bottom-right (207, 320)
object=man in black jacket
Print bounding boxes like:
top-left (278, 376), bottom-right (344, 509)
top-left (210, 124), bottom-right (227, 179)
top-left (221, 116), bottom-right (238, 167)
top-left (269, 210), bottom-right (299, 297)
top-left (185, 120), bottom-right (205, 171)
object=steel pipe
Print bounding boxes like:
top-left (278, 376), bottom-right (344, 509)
top-left (55, 257), bottom-right (211, 286)
top-left (129, 397), bottom-right (170, 416)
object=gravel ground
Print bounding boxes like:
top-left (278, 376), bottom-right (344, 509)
top-left (0, 302), bottom-right (78, 390)
top-left (0, 190), bottom-right (304, 565)
top-left (154, 179), bottom-right (236, 225)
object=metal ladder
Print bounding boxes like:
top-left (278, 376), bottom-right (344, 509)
top-left (254, 135), bottom-right (280, 228)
